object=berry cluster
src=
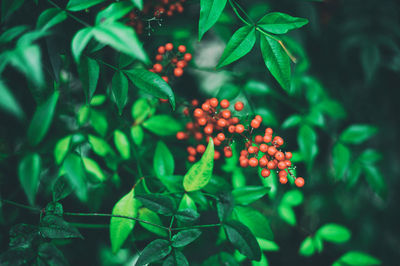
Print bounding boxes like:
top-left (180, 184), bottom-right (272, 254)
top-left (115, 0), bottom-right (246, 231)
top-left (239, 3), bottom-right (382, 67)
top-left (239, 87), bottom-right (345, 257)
top-left (149, 43), bottom-right (192, 82)
top-left (125, 0), bottom-right (186, 34)
top-left (176, 98), bottom-right (305, 187)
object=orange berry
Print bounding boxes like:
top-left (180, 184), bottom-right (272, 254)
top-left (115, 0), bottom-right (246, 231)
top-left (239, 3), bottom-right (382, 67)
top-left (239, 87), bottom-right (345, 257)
top-left (279, 176), bottom-right (288, 184)
top-left (285, 152), bottom-right (293, 159)
top-left (171, 57), bottom-right (178, 64)
top-left (214, 150), bottom-right (221, 160)
top-left (234, 101), bottom-right (244, 111)
top-left (267, 146), bottom-right (277, 156)
top-left (176, 60), bottom-right (186, 68)
top-left (209, 98), bottom-right (218, 108)
top-left (240, 150), bottom-right (248, 157)
top-left (188, 155), bottom-right (196, 162)
top-left (197, 117), bottom-right (207, 126)
top-left (275, 151), bottom-right (285, 161)
top-left (176, 131), bottom-right (187, 140)
top-left (263, 134), bottom-right (272, 143)
top-left (285, 160), bottom-right (292, 167)
top-left (178, 45), bottom-right (186, 53)
top-left (153, 63), bottom-right (163, 73)
top-left (235, 124), bottom-right (245, 133)
top-left (184, 53), bottom-right (192, 61)
top-left (228, 125), bottom-right (235, 133)
top-left (267, 161), bottom-right (276, 170)
top-left (274, 136), bottom-right (284, 146)
top-left (222, 110), bottom-right (231, 119)
top-left (259, 144), bottom-right (268, 153)
top-left (240, 159), bottom-right (249, 168)
top-left (261, 168), bottom-right (271, 178)
top-left (213, 137), bottom-right (221, 146)
top-left (202, 102), bottom-right (211, 112)
top-left (174, 67), bottom-right (183, 77)
top-left (186, 122), bottom-right (194, 130)
top-left (279, 170), bottom-right (288, 177)
top-left (191, 99), bottom-right (199, 106)
top-left (231, 117), bottom-right (239, 124)
top-left (220, 99), bottom-right (230, 109)
top-left (158, 46), bottom-right (166, 54)
top-left (187, 146), bottom-right (196, 156)
top-left (278, 161), bottom-right (287, 170)
top-left (204, 125), bottom-right (213, 134)
top-left (255, 115), bottom-right (262, 122)
top-left (217, 133), bottom-right (225, 141)
top-left (248, 157), bottom-right (258, 167)
top-left (194, 108), bottom-right (204, 117)
top-left (194, 132), bottom-right (203, 140)
top-left (248, 146), bottom-right (257, 154)
top-left (155, 54), bottom-right (163, 61)
top-left (295, 177), bottom-right (305, 187)
top-left (259, 157), bottom-right (268, 167)
top-left (162, 76), bottom-right (169, 83)
top-left (165, 43), bottom-right (173, 51)
top-left (254, 135), bottom-right (263, 144)
top-left (217, 118), bottom-right (227, 128)
top-left (265, 128), bottom-right (273, 135)
top-left (224, 150), bottom-right (233, 158)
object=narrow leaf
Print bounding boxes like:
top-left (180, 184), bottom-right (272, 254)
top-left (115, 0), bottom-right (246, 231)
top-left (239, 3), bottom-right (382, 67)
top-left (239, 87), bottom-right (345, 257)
top-left (154, 141), bottom-right (174, 178)
top-left (198, 0), bottom-right (228, 40)
top-left (316, 223), bottom-right (351, 243)
top-left (136, 239), bottom-right (171, 266)
top-left (138, 208), bottom-right (168, 237)
top-left (114, 130), bottom-right (130, 160)
top-left (172, 229), bottom-right (202, 247)
top-left (340, 125), bottom-right (378, 145)
top-left (234, 206), bottom-right (274, 240)
top-left (71, 27), bottom-right (93, 63)
top-left (135, 194), bottom-right (176, 216)
top-left (78, 56), bottom-right (99, 103)
top-left (18, 153), bottom-right (41, 205)
top-left (67, 0), bottom-right (105, 11)
top-left (299, 236), bottom-right (315, 257)
top-left (110, 71), bottom-right (128, 115)
top-left (232, 186), bottom-right (269, 205)
top-left (258, 12), bottom-right (308, 34)
top-left (332, 143), bottom-right (351, 180)
top-left (0, 79), bottom-right (24, 119)
top-left (142, 115), bottom-right (182, 136)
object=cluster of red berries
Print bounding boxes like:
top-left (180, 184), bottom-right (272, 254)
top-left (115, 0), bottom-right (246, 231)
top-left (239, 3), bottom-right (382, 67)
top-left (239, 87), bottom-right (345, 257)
top-left (125, 0), bottom-right (186, 34)
top-left (149, 43), bottom-right (192, 82)
top-left (176, 98), bottom-right (305, 187)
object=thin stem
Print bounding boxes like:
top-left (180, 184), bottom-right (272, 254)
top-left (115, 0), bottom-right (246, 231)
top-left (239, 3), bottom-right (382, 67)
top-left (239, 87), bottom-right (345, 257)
top-left (63, 212), bottom-right (170, 231)
top-left (171, 223), bottom-right (221, 231)
top-left (47, 0), bottom-right (91, 28)
top-left (0, 199), bottom-right (41, 212)
top-left (69, 223), bottom-right (109, 229)
top-left (228, 0), bottom-right (252, 27)
top-left (168, 216), bottom-right (175, 240)
top-left (93, 58), bottom-right (120, 71)
top-left (231, 0), bottom-right (254, 24)
top-left (131, 145), bottom-right (143, 177)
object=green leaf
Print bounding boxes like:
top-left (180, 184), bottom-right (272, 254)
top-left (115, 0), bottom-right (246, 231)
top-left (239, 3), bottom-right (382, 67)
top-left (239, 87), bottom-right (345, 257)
top-left (40, 215), bottom-right (83, 239)
top-left (162, 250), bottom-right (189, 266)
top-left (92, 22), bottom-right (148, 63)
top-left (0, 80), bottom-right (24, 119)
top-left (54, 135), bottom-right (72, 165)
top-left (255, 107), bottom-right (279, 127)
top-left (67, 0), bottom-right (105, 11)
top-left (298, 125), bottom-right (318, 165)
top-left (9, 45), bottom-right (44, 87)
top-left (175, 209), bottom-right (200, 223)
top-left (27, 91), bottom-right (59, 146)
top-left (224, 220), bottom-right (261, 261)
top-left (0, 25), bottom-right (29, 44)
top-left (278, 205), bottom-right (296, 226)
top-left (136, 239), bottom-right (172, 266)
top-left (232, 186), bottom-right (269, 205)
top-left (82, 157), bottom-right (106, 182)
top-left (359, 149), bottom-right (382, 164)
top-left (36, 8), bottom-right (67, 31)
top-left (340, 125), bottom-right (378, 145)
top-left (131, 98), bottom-right (154, 124)
top-left (44, 202), bottom-right (63, 217)
top-left (257, 12), bottom-right (308, 34)
top-left (78, 56), bottom-right (100, 103)
top-left (363, 165), bottom-right (387, 199)
top-left (90, 94), bottom-right (106, 106)
top-left (95, 1), bottom-right (133, 25)
top-left (71, 27), bottom-right (94, 63)
top-left (114, 130), bottom-right (130, 160)
top-left (171, 229), bottom-right (202, 248)
top-left (217, 192), bottom-right (234, 221)
top-left (257, 238), bottom-right (279, 252)
top-left (183, 139), bottom-right (214, 192)
top-left (282, 115), bottom-right (302, 129)
top-left (63, 153), bottom-right (87, 201)
top-left (89, 109), bottom-right (108, 137)
top-left (154, 141), bottom-right (175, 178)
top-left (244, 80), bottom-right (271, 95)
top-left (131, 0), bottom-right (143, 10)
top-left (316, 99), bottom-right (347, 120)
top-left (110, 71), bottom-right (129, 115)
top-left (131, 125), bottom-right (144, 146)
top-left (332, 143), bottom-right (351, 180)
top-left (217, 25), bottom-right (256, 68)
top-left (142, 115), bottom-right (183, 136)
top-left (38, 242), bottom-right (68, 265)
top-left (313, 235), bottom-right (323, 253)
top-left (198, 0), bottom-right (228, 40)
top-left (88, 134), bottom-right (114, 157)
top-left (135, 194), bottom-right (176, 216)
top-left (52, 176), bottom-right (73, 202)
top-left (110, 188), bottom-right (139, 253)
top-left (260, 35), bottom-right (291, 91)
top-left (316, 223), bottom-right (351, 243)
top-left (281, 190), bottom-right (303, 206)
top-left (179, 193), bottom-right (197, 212)
top-left (234, 206), bottom-right (274, 240)
top-left (333, 251), bottom-right (381, 266)
top-left (125, 69), bottom-right (175, 109)
top-left (18, 153), bottom-right (41, 205)
top-left (299, 236), bottom-right (315, 257)
top-left (138, 208), bottom-right (168, 237)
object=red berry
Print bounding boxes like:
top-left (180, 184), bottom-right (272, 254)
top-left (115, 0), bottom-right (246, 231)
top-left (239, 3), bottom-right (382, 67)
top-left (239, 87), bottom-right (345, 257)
top-left (183, 108), bottom-right (189, 116)
top-left (188, 155), bottom-right (196, 162)
top-left (178, 45), bottom-right (186, 53)
top-left (263, 134), bottom-right (272, 143)
top-left (295, 177), bottom-right (305, 187)
top-left (214, 150), bottom-right (221, 160)
top-left (261, 168), bottom-right (271, 178)
top-left (254, 135), bottom-right (263, 144)
top-left (217, 133), bottom-right (225, 141)
top-left (251, 119), bottom-right (260, 129)
top-left (191, 99), bottom-right (199, 106)
top-left (176, 60), bottom-right (186, 68)
top-left (248, 146), bottom-right (257, 154)
top-left (187, 146), bottom-right (196, 156)
top-left (235, 124), bottom-right (245, 133)
top-left (220, 99), bottom-right (230, 109)
top-left (196, 144), bottom-right (206, 153)
top-left (176, 131), bottom-right (187, 140)
top-left (259, 156), bottom-right (268, 167)
top-left (267, 146), bottom-right (277, 156)
top-left (194, 132), bottom-right (203, 140)
top-left (285, 152), bottom-right (292, 159)
top-left (155, 54), bottom-right (163, 61)
top-left (204, 125), bottom-right (213, 134)
top-left (255, 115), bottom-right (262, 122)
top-left (162, 76), bottom-right (169, 83)
top-left (209, 98), bottom-right (218, 108)
top-left (174, 67), bottom-right (183, 77)
top-left (275, 151), bottom-right (285, 161)
top-left (240, 150), bottom-right (248, 157)
top-left (222, 110), bottom-right (231, 119)
top-left (278, 161), bottom-right (287, 170)
top-left (186, 122), bottom-right (194, 130)
top-left (278, 170), bottom-right (288, 177)
top-left (259, 144), bottom-right (268, 153)
top-left (265, 128), bottom-right (273, 135)
top-left (202, 102), bottom-right (211, 112)
top-left (194, 108), bottom-right (204, 117)
top-left (165, 43), bottom-right (173, 51)
top-left (274, 136), bottom-right (284, 146)
top-left (248, 157), bottom-right (258, 167)
top-left (171, 57), bottom-right (178, 64)
top-left (197, 117), bottom-right (207, 126)
top-left (213, 137), bottom-right (221, 146)
top-left (231, 117), bottom-right (239, 124)
top-left (228, 125), bottom-right (235, 133)
top-left (240, 159), bottom-right (249, 168)
top-left (153, 63), bottom-right (163, 73)
top-left (267, 161), bottom-right (276, 170)
top-left (217, 118), bottom-right (227, 128)
top-left (234, 101), bottom-right (244, 111)
top-left (184, 53), bottom-right (192, 61)
top-left (279, 176), bottom-right (288, 184)
top-left (158, 46), bottom-right (166, 54)
top-left (285, 160), bottom-right (292, 167)
top-left (224, 150), bottom-right (233, 158)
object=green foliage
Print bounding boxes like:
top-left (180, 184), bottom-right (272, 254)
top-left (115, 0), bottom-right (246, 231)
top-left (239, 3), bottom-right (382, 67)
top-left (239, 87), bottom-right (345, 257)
top-left (199, 0), bottom-right (227, 40)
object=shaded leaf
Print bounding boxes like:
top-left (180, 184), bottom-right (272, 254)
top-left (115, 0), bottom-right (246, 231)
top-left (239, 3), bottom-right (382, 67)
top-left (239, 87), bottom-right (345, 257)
top-left (198, 0), bottom-right (228, 40)
top-left (171, 229), bottom-right (202, 247)
top-left (154, 141), bottom-right (174, 178)
top-left (52, 176), bottom-right (74, 202)
top-left (332, 143), bottom-right (351, 180)
top-left (78, 56), bottom-right (100, 103)
top-left (71, 27), bottom-right (93, 63)
top-left (232, 186), bottom-right (269, 205)
top-left (110, 71), bottom-right (129, 115)
top-left (138, 208), bottom-right (168, 237)
top-left (0, 80), bottom-right (24, 119)
top-left (234, 206), bottom-right (274, 240)
top-left (258, 12), bottom-right (308, 34)
top-left (18, 153), bottom-right (41, 205)
top-left (40, 215), bottom-right (83, 239)
top-left (63, 153), bottom-right (87, 201)
top-left (175, 209), bottom-right (200, 223)
top-left (67, 0), bottom-right (105, 11)
top-left (36, 8), bottom-right (67, 31)
top-left (340, 125), bottom-right (378, 145)
top-left (136, 239), bottom-right (171, 266)
top-left (162, 250), bottom-right (189, 266)
top-left (316, 224), bottom-right (351, 244)
top-left (298, 125), bottom-right (318, 165)
top-left (135, 194), bottom-right (176, 216)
